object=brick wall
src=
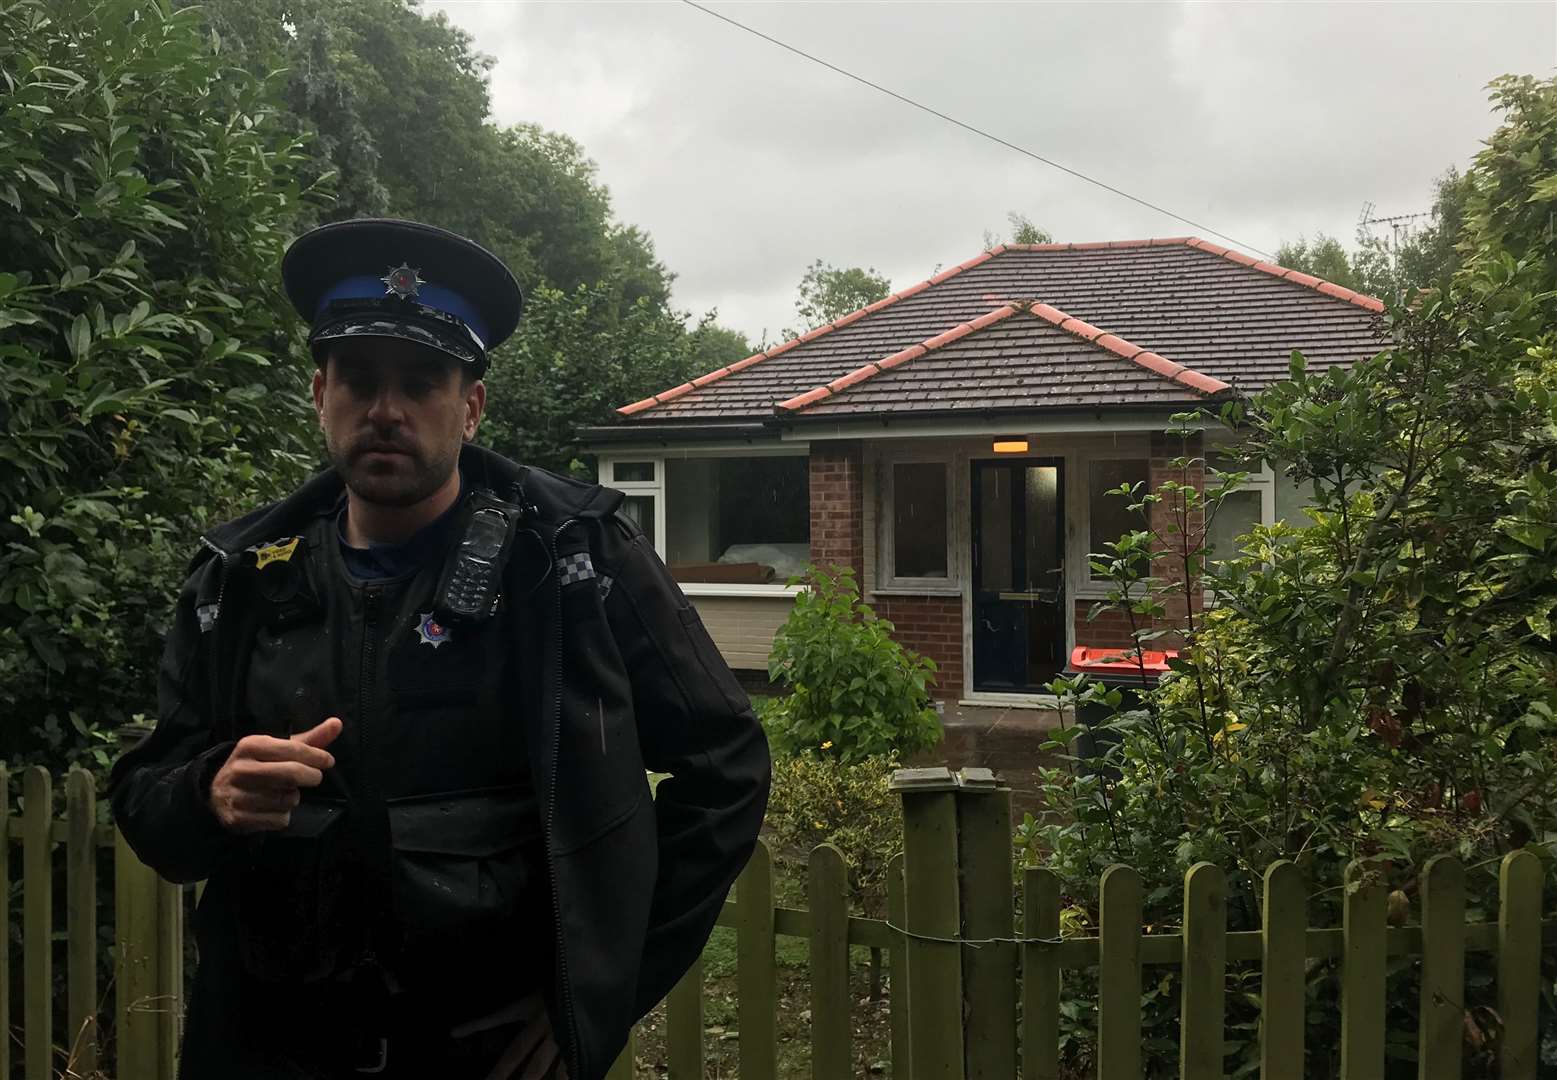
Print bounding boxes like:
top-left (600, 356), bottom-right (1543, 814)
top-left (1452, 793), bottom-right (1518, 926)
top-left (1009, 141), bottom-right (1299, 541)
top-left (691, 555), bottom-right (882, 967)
top-left (809, 442), bottom-right (865, 582)
top-left (874, 595), bottom-right (964, 699)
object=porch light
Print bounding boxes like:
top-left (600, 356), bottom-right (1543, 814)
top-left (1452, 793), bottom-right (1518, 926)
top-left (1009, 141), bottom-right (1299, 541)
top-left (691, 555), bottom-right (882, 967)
top-left (992, 439), bottom-right (1029, 454)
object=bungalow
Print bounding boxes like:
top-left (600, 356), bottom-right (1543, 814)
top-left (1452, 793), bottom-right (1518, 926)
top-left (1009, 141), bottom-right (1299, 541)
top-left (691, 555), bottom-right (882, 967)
top-left (582, 238), bottom-right (1384, 703)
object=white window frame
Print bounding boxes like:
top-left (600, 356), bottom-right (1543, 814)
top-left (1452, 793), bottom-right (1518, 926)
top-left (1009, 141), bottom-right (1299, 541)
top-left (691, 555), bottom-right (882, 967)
top-left (599, 448), bottom-right (809, 598)
top-left (877, 456), bottom-right (959, 594)
top-left (1204, 456), bottom-right (1276, 565)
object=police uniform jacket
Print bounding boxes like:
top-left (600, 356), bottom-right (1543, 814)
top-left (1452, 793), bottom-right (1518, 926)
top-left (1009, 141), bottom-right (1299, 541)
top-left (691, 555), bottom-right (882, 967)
top-left (110, 443), bottom-right (772, 1080)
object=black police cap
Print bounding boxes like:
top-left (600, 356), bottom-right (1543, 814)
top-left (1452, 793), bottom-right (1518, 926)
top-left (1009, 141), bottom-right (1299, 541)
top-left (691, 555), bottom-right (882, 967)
top-left (281, 218), bottom-right (522, 377)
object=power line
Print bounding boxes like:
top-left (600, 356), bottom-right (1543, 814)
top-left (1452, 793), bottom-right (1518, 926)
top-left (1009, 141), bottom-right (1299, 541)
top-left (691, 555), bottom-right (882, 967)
top-left (681, 0), bottom-right (1274, 260)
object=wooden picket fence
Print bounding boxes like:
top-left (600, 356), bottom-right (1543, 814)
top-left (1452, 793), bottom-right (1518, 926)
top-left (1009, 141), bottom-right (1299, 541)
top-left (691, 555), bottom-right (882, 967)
top-left (6, 763), bottom-right (1555, 1080)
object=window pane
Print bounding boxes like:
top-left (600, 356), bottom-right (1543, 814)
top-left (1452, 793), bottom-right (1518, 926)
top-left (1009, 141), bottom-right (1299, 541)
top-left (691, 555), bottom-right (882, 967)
top-left (621, 494), bottom-right (655, 539)
top-left (666, 457), bottom-right (810, 583)
top-left (1089, 459), bottom-right (1149, 565)
top-left (1206, 488), bottom-right (1261, 566)
top-left (893, 463), bottom-right (948, 578)
top-left (613, 461), bottom-right (655, 483)
top-left (1274, 467), bottom-right (1309, 525)
top-left (1023, 465), bottom-right (1061, 593)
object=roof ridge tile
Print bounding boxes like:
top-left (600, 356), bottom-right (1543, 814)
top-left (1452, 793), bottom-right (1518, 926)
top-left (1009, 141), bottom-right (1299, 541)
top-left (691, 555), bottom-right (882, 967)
top-left (1182, 237), bottom-right (1385, 313)
top-left (776, 304), bottom-right (1018, 413)
top-left (1026, 301), bottom-right (1228, 397)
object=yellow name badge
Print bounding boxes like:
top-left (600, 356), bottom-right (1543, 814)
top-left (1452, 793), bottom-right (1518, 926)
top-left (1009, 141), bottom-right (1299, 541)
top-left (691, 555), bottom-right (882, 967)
top-left (254, 536), bottom-right (302, 570)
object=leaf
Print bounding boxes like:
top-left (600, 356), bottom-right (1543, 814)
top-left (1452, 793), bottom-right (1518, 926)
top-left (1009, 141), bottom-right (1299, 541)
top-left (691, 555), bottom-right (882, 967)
top-left (18, 165), bottom-right (59, 196)
top-left (0, 183), bottom-right (19, 212)
top-left (161, 407), bottom-right (200, 425)
top-left (66, 314), bottom-right (91, 360)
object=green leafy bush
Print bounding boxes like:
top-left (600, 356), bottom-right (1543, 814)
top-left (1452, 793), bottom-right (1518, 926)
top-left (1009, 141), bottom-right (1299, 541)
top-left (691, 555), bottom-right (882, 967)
top-left (763, 565), bottom-right (942, 763)
top-left (1025, 74), bottom-right (1557, 1078)
top-left (0, 0), bottom-right (329, 772)
top-left (763, 753), bottom-right (901, 917)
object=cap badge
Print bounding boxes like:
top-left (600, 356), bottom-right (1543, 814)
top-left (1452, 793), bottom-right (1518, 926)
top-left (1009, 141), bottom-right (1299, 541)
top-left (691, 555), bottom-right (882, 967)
top-left (415, 611), bottom-right (452, 649)
top-left (381, 264), bottom-right (425, 300)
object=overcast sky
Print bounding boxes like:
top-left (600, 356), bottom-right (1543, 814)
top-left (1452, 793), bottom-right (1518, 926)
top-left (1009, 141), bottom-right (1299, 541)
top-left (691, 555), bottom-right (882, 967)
top-left (425, 0), bottom-right (1556, 345)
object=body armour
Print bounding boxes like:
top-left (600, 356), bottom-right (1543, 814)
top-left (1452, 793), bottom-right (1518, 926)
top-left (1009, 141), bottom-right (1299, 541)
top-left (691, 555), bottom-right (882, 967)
top-left (234, 505), bottom-right (550, 1004)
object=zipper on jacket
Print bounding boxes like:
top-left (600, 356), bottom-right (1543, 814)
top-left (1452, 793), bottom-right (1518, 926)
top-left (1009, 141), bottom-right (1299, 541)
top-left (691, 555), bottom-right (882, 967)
top-left (544, 518), bottom-right (583, 1080)
top-left (197, 536), bottom-right (235, 737)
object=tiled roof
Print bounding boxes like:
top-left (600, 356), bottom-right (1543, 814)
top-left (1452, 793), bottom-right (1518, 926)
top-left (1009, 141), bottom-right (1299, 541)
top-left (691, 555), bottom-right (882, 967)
top-left (618, 238), bottom-right (1386, 424)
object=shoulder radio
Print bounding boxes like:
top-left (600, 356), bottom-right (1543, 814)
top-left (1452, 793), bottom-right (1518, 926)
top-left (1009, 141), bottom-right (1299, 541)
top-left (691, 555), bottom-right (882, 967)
top-left (433, 495), bottom-right (521, 625)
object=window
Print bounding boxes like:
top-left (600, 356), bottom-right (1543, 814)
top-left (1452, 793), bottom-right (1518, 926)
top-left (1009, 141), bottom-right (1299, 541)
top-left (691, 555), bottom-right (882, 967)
top-left (891, 462), bottom-right (949, 579)
top-left (665, 456), bottom-right (809, 584)
top-left (613, 461), bottom-right (655, 483)
top-left (1088, 458), bottom-right (1149, 572)
top-left (1205, 447), bottom-right (1276, 568)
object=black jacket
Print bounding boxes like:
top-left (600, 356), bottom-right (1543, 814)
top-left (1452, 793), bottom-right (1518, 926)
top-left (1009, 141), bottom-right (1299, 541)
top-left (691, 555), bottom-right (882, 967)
top-left (109, 444), bottom-right (771, 1080)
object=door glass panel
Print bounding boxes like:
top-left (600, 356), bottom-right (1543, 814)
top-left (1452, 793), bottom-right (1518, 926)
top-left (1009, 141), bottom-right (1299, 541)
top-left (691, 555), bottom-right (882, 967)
top-left (978, 467), bottom-right (1013, 591)
top-left (1022, 465), bottom-right (1060, 593)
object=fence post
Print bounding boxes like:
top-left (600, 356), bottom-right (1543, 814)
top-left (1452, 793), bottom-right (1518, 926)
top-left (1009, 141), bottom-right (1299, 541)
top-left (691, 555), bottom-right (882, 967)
top-left (666, 954), bottom-right (704, 1080)
top-left (0, 766), bottom-right (9, 1080)
top-left (1097, 864), bottom-right (1142, 1080)
top-left (66, 769), bottom-right (98, 1076)
top-left (23, 767), bottom-right (52, 1080)
top-left (115, 826), bottom-right (163, 1080)
top-left (809, 843), bottom-right (851, 1077)
top-left (1180, 862), bottom-right (1227, 1080)
top-left (955, 769), bottom-right (1016, 1080)
top-left (887, 852), bottom-right (911, 1080)
top-left (605, 1027), bottom-right (634, 1080)
top-left (1260, 861), bottom-right (1305, 1080)
top-left (1498, 850), bottom-right (1542, 1080)
top-left (1020, 867), bottom-right (1059, 1080)
top-left (1341, 860), bottom-right (1386, 1080)
top-left (891, 766), bottom-right (964, 1080)
top-left (737, 837), bottom-right (777, 1080)
top-left (1418, 856), bottom-right (1465, 1080)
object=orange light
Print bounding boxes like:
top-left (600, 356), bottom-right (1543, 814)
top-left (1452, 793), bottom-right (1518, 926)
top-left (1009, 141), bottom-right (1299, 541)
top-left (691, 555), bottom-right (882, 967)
top-left (992, 439), bottom-right (1029, 453)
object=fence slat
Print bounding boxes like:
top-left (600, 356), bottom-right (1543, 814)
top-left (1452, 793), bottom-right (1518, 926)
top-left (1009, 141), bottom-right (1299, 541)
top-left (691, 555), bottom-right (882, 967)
top-left (958, 784), bottom-right (1016, 1080)
top-left (66, 769), bottom-right (99, 1076)
top-left (115, 824), bottom-right (163, 1080)
top-left (666, 954), bottom-right (703, 1080)
top-left (23, 767), bottom-right (53, 1080)
top-left (1418, 856), bottom-right (1464, 1080)
top-left (809, 843), bottom-right (851, 1078)
top-left (1021, 867), bottom-right (1060, 1080)
top-left (1341, 861), bottom-right (1387, 1080)
top-left (605, 1026), bottom-right (635, 1080)
top-left (737, 838), bottom-right (777, 1080)
top-left (887, 852), bottom-right (910, 1080)
top-left (0, 766), bottom-right (9, 1080)
top-left (1181, 862), bottom-right (1227, 1080)
top-left (1097, 864), bottom-right (1142, 1080)
top-left (898, 779), bottom-right (964, 1080)
top-left (1498, 850), bottom-right (1543, 1080)
top-left (1261, 861), bottom-right (1305, 1080)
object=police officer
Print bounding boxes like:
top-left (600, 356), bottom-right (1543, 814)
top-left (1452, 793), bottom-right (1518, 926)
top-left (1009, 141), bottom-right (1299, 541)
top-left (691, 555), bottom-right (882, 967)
top-left (109, 219), bottom-right (771, 1080)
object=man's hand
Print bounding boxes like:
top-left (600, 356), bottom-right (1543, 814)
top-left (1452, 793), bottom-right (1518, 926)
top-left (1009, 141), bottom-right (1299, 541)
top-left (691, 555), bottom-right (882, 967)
top-left (207, 717), bottom-right (342, 834)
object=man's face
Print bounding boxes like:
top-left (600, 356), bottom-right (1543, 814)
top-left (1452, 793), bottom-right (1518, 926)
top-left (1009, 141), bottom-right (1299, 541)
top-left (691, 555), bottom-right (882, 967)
top-left (312, 339), bottom-right (485, 508)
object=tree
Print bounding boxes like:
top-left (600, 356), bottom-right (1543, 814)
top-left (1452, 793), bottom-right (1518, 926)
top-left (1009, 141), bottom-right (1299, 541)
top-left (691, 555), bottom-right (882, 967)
top-left (1277, 168), bottom-right (1472, 302)
top-left (787, 259), bottom-right (891, 336)
top-left (983, 210), bottom-right (1053, 248)
top-left (0, 0), bottom-right (329, 770)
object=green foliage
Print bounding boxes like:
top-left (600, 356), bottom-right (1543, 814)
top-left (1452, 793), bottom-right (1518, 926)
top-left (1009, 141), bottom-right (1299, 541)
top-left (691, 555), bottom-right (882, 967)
top-left (1031, 73), bottom-right (1557, 1077)
top-left (763, 566), bottom-right (942, 764)
top-left (478, 283), bottom-right (707, 475)
top-left (0, 0), bottom-right (329, 771)
top-left (786, 259), bottom-right (891, 337)
top-left (1277, 168), bottom-right (1470, 303)
top-left (983, 210), bottom-right (1053, 249)
top-left (763, 753), bottom-right (901, 916)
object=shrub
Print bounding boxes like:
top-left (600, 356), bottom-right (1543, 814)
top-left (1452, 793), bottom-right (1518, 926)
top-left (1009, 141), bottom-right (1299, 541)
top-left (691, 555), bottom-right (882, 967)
top-left (763, 565), bottom-right (942, 763)
top-left (0, 0), bottom-right (331, 775)
top-left (763, 752), bottom-right (901, 917)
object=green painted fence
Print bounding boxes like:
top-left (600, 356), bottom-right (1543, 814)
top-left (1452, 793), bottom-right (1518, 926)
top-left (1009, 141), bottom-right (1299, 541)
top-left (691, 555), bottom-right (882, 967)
top-left (6, 763), bottom-right (1555, 1079)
